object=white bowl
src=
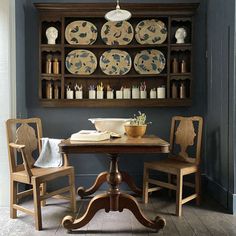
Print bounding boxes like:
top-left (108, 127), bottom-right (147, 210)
top-left (89, 118), bottom-right (131, 135)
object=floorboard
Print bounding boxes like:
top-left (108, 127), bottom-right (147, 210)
top-left (1, 193), bottom-right (236, 235)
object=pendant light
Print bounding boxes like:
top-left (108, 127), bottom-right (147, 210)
top-left (105, 0), bottom-right (131, 22)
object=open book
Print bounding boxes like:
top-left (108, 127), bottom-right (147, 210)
top-left (70, 130), bottom-right (111, 141)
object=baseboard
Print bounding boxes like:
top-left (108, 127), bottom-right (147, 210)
top-left (228, 192), bottom-right (236, 214)
top-left (202, 174), bottom-right (235, 213)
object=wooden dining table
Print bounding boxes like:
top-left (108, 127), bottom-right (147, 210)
top-left (59, 135), bottom-right (170, 232)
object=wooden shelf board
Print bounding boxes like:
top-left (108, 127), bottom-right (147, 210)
top-left (40, 98), bottom-right (192, 108)
top-left (64, 74), bottom-right (168, 79)
top-left (64, 44), bottom-right (168, 49)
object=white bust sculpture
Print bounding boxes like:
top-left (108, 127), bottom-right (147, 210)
top-left (175, 27), bottom-right (187, 44)
top-left (46, 27), bottom-right (58, 44)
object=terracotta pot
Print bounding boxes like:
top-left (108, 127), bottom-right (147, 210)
top-left (124, 125), bottom-right (147, 138)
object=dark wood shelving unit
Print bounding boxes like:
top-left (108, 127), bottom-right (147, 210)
top-left (35, 3), bottom-right (198, 107)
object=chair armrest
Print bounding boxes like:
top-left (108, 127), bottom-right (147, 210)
top-left (9, 142), bottom-right (25, 150)
top-left (9, 142), bottom-right (32, 182)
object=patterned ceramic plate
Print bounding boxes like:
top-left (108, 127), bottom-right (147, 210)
top-left (65, 21), bottom-right (98, 45)
top-left (101, 21), bottom-right (134, 45)
top-left (135, 19), bottom-right (167, 45)
top-left (65, 49), bottom-right (97, 75)
top-left (134, 49), bottom-right (166, 74)
top-left (100, 49), bottom-right (132, 75)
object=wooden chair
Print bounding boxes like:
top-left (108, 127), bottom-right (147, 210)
top-left (143, 116), bottom-right (203, 216)
top-left (6, 118), bottom-right (76, 230)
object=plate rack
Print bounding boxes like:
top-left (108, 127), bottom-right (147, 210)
top-left (36, 3), bottom-right (199, 107)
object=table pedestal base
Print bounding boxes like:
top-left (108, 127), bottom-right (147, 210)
top-left (77, 171), bottom-right (142, 198)
top-left (62, 154), bottom-right (166, 232)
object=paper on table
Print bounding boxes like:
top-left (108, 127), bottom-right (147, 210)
top-left (70, 130), bottom-right (111, 141)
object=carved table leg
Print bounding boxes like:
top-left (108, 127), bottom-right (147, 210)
top-left (63, 153), bottom-right (166, 232)
top-left (120, 171), bottom-right (142, 195)
top-left (62, 193), bottom-right (110, 230)
top-left (119, 192), bottom-right (166, 231)
top-left (77, 171), bottom-right (108, 198)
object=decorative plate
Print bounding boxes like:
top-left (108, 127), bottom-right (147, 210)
top-left (65, 49), bottom-right (97, 75)
top-left (100, 50), bottom-right (132, 75)
top-left (135, 19), bottom-right (167, 45)
top-left (134, 49), bottom-right (166, 74)
top-left (101, 21), bottom-right (134, 45)
top-left (65, 21), bottom-right (98, 45)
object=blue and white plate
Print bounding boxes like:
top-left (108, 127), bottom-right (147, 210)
top-left (65, 21), bottom-right (97, 45)
top-left (134, 49), bottom-right (166, 74)
top-left (100, 49), bottom-right (132, 75)
top-left (66, 49), bottom-right (97, 75)
top-left (101, 21), bottom-right (134, 45)
top-left (135, 19), bottom-right (167, 45)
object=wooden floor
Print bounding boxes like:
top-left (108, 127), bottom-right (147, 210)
top-left (0, 192), bottom-right (236, 236)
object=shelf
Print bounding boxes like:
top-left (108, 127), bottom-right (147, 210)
top-left (41, 74), bottom-right (61, 80)
top-left (36, 3), bottom-right (198, 108)
top-left (170, 74), bottom-right (191, 80)
top-left (64, 74), bottom-right (168, 79)
top-left (170, 44), bottom-right (192, 51)
top-left (64, 44), bottom-right (168, 49)
top-left (40, 98), bottom-right (192, 108)
top-left (41, 44), bottom-right (61, 51)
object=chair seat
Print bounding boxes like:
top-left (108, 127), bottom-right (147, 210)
top-left (145, 158), bottom-right (198, 175)
top-left (12, 166), bottom-right (73, 183)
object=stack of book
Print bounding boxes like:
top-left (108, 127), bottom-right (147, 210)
top-left (70, 130), bottom-right (111, 141)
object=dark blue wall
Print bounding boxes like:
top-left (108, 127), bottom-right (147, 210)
top-left (206, 0), bottom-right (236, 212)
top-left (15, 0), bottom-right (28, 118)
top-left (17, 1), bottom-right (207, 191)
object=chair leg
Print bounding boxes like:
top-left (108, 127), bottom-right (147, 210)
top-left (10, 180), bottom-right (17, 219)
top-left (69, 171), bottom-right (76, 213)
top-left (176, 172), bottom-right (183, 216)
top-left (195, 170), bottom-right (201, 205)
top-left (32, 178), bottom-right (42, 230)
top-left (143, 166), bottom-right (149, 204)
top-left (168, 174), bottom-right (172, 197)
top-left (40, 182), bottom-right (47, 207)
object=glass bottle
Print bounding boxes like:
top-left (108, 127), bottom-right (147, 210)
top-left (180, 59), bottom-right (187, 73)
top-left (45, 58), bottom-right (52, 74)
top-left (46, 81), bottom-right (53, 99)
top-left (171, 82), bottom-right (178, 98)
top-left (54, 84), bottom-right (59, 99)
top-left (53, 57), bottom-right (59, 74)
top-left (172, 58), bottom-right (179, 73)
top-left (179, 82), bottom-right (186, 99)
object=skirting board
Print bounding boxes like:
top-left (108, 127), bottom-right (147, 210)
top-left (202, 174), bottom-right (236, 214)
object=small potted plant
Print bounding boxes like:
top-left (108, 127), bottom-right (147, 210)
top-left (124, 111), bottom-right (151, 138)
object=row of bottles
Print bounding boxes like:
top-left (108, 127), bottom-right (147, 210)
top-left (45, 55), bottom-right (60, 74)
top-left (171, 81), bottom-right (189, 99)
top-left (45, 81), bottom-right (60, 99)
top-left (171, 58), bottom-right (187, 73)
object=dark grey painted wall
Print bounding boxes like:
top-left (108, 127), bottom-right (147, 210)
top-left (16, 0), bottom-right (207, 190)
top-left (15, 0), bottom-right (28, 118)
top-left (205, 0), bottom-right (236, 212)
